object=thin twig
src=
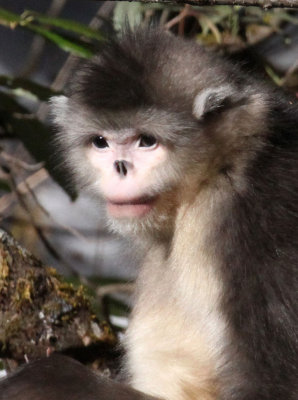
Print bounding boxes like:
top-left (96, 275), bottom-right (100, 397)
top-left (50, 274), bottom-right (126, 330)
top-left (164, 6), bottom-right (190, 30)
top-left (282, 59), bottom-right (298, 82)
top-left (96, 283), bottom-right (135, 298)
top-left (24, 180), bottom-right (87, 242)
top-left (131, 0), bottom-right (298, 10)
top-left (0, 156), bottom-right (86, 241)
top-left (0, 149), bottom-right (44, 171)
top-left (0, 168), bottom-right (48, 216)
top-left (7, 172), bottom-right (64, 263)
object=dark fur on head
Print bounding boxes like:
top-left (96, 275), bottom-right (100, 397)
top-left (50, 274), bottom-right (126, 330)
top-left (68, 28), bottom-right (257, 115)
top-left (70, 29), bottom-right (148, 110)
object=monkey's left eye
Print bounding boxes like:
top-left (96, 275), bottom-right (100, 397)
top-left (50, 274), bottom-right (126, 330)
top-left (92, 136), bottom-right (109, 149)
top-left (138, 134), bottom-right (157, 148)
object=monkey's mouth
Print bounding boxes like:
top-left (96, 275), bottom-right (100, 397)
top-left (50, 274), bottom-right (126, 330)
top-left (106, 196), bottom-right (157, 218)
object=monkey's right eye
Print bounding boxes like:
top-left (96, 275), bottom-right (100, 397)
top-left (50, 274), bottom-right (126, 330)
top-left (92, 136), bottom-right (109, 149)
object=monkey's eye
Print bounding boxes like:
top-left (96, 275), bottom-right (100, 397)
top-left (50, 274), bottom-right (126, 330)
top-left (138, 134), bottom-right (157, 148)
top-left (92, 136), bottom-right (109, 149)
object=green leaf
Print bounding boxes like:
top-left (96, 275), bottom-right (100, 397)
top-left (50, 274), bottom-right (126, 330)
top-left (0, 76), bottom-right (60, 101)
top-left (0, 7), bottom-right (21, 26)
top-left (265, 66), bottom-right (283, 86)
top-left (0, 7), bottom-right (93, 58)
top-left (27, 25), bottom-right (93, 58)
top-left (23, 11), bottom-right (105, 41)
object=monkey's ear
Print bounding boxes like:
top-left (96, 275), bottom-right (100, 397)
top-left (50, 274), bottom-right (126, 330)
top-left (192, 85), bottom-right (237, 120)
top-left (50, 95), bottom-right (69, 125)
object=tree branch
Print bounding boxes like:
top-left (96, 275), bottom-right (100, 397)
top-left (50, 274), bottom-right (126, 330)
top-left (0, 229), bottom-right (118, 371)
top-left (122, 0), bottom-right (298, 9)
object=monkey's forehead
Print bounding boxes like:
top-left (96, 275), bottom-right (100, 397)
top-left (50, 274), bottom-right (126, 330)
top-left (68, 28), bottom-right (236, 113)
top-left (56, 95), bottom-right (198, 147)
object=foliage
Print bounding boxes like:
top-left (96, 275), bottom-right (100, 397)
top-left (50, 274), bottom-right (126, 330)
top-left (0, 8), bottom-right (104, 57)
top-left (0, 7), bottom-right (106, 196)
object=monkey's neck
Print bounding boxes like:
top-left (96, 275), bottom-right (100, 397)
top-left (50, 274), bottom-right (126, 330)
top-left (167, 179), bottom-right (230, 247)
top-left (141, 181), bottom-right (231, 281)
top-left (128, 185), bottom-right (229, 400)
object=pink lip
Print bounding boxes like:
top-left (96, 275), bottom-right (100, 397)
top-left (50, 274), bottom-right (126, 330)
top-left (106, 196), bottom-right (157, 218)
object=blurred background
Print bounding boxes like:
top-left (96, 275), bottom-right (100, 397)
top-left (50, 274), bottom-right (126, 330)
top-left (0, 0), bottom-right (297, 314)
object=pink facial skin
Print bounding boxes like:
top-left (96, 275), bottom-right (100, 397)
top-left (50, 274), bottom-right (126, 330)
top-left (86, 130), bottom-right (167, 219)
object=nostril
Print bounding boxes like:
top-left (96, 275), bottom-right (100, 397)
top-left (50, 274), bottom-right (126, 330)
top-left (114, 160), bottom-right (128, 177)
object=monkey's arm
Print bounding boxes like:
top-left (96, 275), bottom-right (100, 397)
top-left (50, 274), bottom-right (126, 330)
top-left (0, 354), bottom-right (159, 400)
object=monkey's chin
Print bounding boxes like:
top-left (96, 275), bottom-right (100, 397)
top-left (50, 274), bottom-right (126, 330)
top-left (106, 205), bottom-right (173, 239)
top-left (105, 194), bottom-right (176, 239)
top-left (106, 198), bottom-right (156, 219)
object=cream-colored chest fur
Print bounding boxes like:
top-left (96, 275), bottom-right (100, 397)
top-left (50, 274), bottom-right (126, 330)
top-left (125, 191), bottom-right (230, 400)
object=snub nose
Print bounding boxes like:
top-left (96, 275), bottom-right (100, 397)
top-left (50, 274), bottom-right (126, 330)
top-left (114, 160), bottom-right (128, 177)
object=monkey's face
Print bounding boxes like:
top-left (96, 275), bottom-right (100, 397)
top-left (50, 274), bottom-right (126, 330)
top-left (87, 130), bottom-right (184, 237)
top-left (52, 96), bottom-right (193, 236)
top-left (85, 129), bottom-right (170, 219)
